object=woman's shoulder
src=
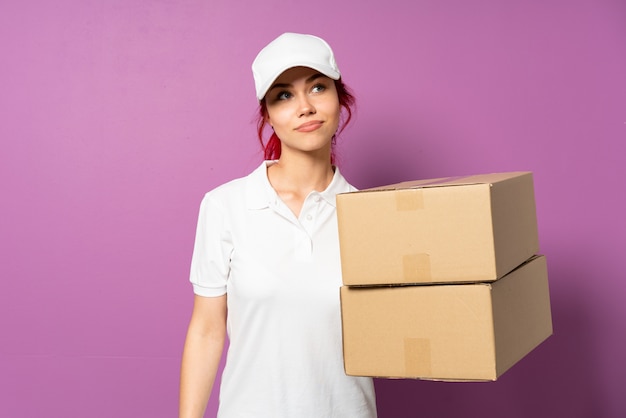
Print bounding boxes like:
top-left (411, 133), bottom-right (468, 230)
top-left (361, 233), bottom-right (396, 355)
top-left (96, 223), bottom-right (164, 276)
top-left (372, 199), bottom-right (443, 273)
top-left (208, 175), bottom-right (247, 195)
top-left (201, 162), bottom-right (268, 206)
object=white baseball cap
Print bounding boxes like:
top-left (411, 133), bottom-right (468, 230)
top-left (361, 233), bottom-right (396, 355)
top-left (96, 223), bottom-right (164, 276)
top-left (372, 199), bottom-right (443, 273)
top-left (252, 32), bottom-right (341, 101)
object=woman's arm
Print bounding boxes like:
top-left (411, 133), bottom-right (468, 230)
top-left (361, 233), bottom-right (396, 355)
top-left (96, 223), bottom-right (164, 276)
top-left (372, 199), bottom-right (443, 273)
top-left (179, 294), bottom-right (227, 418)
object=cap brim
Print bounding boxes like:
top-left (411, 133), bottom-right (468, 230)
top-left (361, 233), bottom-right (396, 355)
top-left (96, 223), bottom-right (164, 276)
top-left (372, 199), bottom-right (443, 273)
top-left (256, 63), bottom-right (341, 101)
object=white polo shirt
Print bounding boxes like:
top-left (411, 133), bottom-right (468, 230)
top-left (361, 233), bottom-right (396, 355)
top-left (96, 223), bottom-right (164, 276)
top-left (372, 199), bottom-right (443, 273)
top-left (189, 161), bottom-right (377, 418)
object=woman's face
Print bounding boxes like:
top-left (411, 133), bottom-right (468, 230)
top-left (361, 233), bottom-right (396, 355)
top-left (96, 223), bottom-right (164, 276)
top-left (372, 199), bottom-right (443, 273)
top-left (264, 66), bottom-right (340, 157)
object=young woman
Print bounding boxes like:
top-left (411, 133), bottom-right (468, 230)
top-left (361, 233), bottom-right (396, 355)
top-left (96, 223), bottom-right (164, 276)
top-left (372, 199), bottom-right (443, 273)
top-left (179, 33), bottom-right (377, 418)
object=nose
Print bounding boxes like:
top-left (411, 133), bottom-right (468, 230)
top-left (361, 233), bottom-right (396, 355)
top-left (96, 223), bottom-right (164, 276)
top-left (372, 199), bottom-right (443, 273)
top-left (297, 94), bottom-right (316, 117)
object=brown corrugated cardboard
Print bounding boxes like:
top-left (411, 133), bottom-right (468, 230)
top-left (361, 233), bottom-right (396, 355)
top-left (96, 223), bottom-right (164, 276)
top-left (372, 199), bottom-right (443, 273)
top-left (340, 255), bottom-right (553, 381)
top-left (337, 172), bottom-right (539, 285)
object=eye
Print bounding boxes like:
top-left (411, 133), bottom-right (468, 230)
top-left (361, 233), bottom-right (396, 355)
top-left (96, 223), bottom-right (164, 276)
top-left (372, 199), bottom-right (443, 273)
top-left (276, 91), bottom-right (292, 101)
top-left (311, 83), bottom-right (326, 94)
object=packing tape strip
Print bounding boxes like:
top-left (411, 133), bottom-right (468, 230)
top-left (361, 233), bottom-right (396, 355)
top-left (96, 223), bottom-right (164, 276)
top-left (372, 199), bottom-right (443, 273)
top-left (395, 189), bottom-right (424, 211)
top-left (404, 337), bottom-right (432, 377)
top-left (403, 253), bottom-right (432, 282)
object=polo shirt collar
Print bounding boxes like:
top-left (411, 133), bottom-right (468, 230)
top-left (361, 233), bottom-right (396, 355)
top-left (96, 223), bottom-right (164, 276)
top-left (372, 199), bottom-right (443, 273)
top-left (245, 161), bottom-right (276, 210)
top-left (245, 161), bottom-right (352, 210)
top-left (319, 165), bottom-right (351, 207)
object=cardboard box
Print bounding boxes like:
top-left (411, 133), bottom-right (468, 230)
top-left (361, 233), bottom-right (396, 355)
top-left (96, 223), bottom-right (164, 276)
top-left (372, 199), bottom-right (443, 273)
top-left (340, 255), bottom-right (552, 381)
top-left (337, 172), bottom-right (539, 285)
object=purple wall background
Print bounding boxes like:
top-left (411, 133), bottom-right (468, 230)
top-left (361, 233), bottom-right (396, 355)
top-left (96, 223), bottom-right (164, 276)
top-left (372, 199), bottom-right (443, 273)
top-left (1, 0), bottom-right (624, 417)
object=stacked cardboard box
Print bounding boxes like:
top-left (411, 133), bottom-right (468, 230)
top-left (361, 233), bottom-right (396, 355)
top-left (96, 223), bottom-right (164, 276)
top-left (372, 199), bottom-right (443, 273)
top-left (337, 172), bottom-right (553, 381)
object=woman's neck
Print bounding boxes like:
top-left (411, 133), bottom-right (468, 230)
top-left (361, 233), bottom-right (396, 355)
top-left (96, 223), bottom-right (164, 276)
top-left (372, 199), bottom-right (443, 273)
top-left (267, 152), bottom-right (334, 217)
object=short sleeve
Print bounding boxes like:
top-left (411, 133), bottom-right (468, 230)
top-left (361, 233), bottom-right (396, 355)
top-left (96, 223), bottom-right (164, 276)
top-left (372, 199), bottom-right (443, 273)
top-left (189, 193), bottom-right (233, 297)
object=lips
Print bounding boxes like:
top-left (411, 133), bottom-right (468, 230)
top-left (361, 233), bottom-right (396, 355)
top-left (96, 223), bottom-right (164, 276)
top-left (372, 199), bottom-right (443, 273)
top-left (295, 120), bottom-right (324, 132)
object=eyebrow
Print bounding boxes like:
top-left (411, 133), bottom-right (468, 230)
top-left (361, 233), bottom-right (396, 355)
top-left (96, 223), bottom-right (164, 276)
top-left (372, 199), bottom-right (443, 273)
top-left (268, 73), bottom-right (326, 92)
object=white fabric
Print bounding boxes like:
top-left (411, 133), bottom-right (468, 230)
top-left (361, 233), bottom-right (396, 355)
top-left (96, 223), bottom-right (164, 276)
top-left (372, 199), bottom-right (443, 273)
top-left (189, 161), bottom-right (377, 418)
top-left (251, 32), bottom-right (341, 100)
